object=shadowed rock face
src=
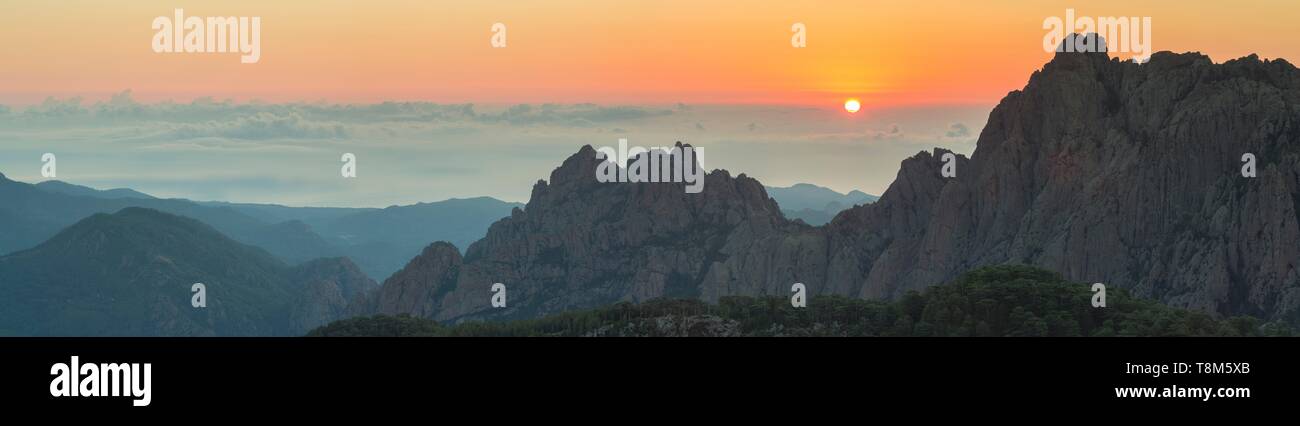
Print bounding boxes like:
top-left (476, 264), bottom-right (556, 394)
top-left (372, 242), bottom-right (463, 318)
top-left (371, 47), bottom-right (1300, 324)
top-left (288, 257), bottom-right (377, 333)
top-left (367, 144), bottom-right (828, 322)
top-left (842, 48), bottom-right (1300, 322)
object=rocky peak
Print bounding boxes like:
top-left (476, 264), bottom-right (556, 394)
top-left (287, 257), bottom-right (377, 334)
top-left (370, 44), bottom-right (1300, 324)
top-left (841, 43), bottom-right (1300, 321)
top-left (372, 143), bottom-right (814, 322)
top-left (372, 242), bottom-right (463, 318)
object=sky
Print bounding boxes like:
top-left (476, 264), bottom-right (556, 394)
top-left (1, 1), bottom-right (1298, 206)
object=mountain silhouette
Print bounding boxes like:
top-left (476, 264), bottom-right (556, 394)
top-left (35, 180), bottom-right (155, 200)
top-left (0, 174), bottom-right (520, 280)
top-left (361, 144), bottom-right (829, 322)
top-left (765, 183), bottom-right (877, 212)
top-left (0, 207), bottom-right (374, 336)
top-left (765, 183), bottom-right (878, 225)
top-left (824, 47), bottom-right (1300, 322)
top-left (311, 197), bottom-right (525, 280)
top-left (0, 174), bottom-right (332, 264)
top-left (361, 45), bottom-right (1300, 325)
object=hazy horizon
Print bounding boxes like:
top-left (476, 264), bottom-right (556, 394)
top-left (5, 1), bottom-right (1297, 207)
top-left (0, 95), bottom-right (988, 207)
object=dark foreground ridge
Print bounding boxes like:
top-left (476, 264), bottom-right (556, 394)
top-left (315, 265), bottom-right (1292, 336)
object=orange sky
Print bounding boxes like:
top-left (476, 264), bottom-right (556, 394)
top-left (2, 0), bottom-right (1298, 107)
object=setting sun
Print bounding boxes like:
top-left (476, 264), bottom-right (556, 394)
top-left (844, 99), bottom-right (861, 113)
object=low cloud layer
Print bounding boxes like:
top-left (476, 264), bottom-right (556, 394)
top-left (0, 92), bottom-right (989, 207)
top-left (945, 122), bottom-right (972, 138)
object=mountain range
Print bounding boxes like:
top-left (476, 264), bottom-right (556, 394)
top-left (5, 40), bottom-right (1299, 335)
top-left (0, 170), bottom-right (868, 335)
top-left (0, 207), bottom-right (374, 336)
top-left (0, 174), bottom-right (521, 280)
top-left (0, 172), bottom-right (864, 335)
top-left (1, 174), bottom-right (853, 277)
top-left (765, 183), bottom-right (878, 225)
top-left (358, 44), bottom-right (1300, 325)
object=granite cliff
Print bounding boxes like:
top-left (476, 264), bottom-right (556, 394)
top-left (367, 44), bottom-right (1300, 324)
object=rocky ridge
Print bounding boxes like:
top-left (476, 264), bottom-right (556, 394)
top-left (366, 45), bottom-right (1300, 324)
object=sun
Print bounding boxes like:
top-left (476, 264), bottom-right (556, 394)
top-left (843, 98), bottom-right (861, 113)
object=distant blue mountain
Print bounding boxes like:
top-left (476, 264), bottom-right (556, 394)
top-left (276, 198), bottom-right (523, 280)
top-left (34, 180), bottom-right (156, 200)
top-left (0, 207), bottom-right (375, 336)
top-left (765, 183), bottom-right (878, 225)
top-left (0, 173), bottom-right (521, 281)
